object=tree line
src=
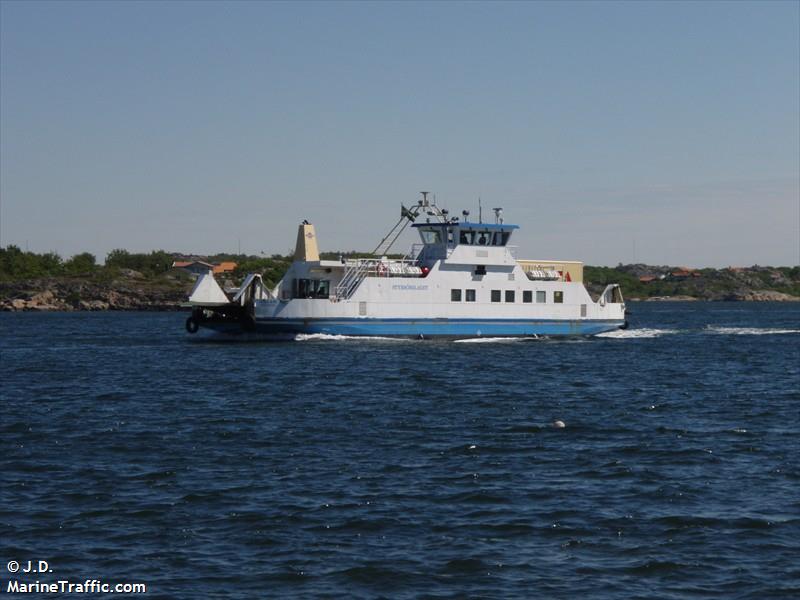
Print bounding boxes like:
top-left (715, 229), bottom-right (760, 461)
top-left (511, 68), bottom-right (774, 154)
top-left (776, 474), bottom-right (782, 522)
top-left (0, 245), bottom-right (175, 281)
top-left (0, 246), bottom-right (305, 285)
top-left (6, 244), bottom-right (796, 297)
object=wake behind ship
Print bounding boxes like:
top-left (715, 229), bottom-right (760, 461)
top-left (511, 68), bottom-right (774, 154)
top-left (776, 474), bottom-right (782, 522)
top-left (184, 195), bottom-right (626, 338)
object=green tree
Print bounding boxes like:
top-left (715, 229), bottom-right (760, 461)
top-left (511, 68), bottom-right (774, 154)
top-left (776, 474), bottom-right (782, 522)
top-left (0, 245), bottom-right (63, 279)
top-left (106, 249), bottom-right (132, 269)
top-left (65, 252), bottom-right (97, 275)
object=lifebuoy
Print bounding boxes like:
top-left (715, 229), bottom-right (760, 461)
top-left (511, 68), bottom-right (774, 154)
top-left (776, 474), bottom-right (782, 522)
top-left (185, 316), bottom-right (199, 334)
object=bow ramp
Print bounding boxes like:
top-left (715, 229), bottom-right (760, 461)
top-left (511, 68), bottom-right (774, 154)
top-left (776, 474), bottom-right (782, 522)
top-left (186, 271), bottom-right (272, 333)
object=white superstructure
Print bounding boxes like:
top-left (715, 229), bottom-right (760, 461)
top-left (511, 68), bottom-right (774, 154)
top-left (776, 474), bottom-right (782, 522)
top-left (186, 196), bottom-right (626, 337)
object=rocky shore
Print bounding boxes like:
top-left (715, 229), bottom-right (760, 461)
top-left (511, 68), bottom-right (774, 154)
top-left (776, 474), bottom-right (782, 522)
top-left (584, 263), bottom-right (800, 302)
top-left (623, 291), bottom-right (800, 302)
top-left (0, 277), bottom-right (188, 312)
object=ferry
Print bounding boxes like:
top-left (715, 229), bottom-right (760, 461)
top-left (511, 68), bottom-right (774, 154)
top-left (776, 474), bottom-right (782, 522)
top-left (184, 194), bottom-right (626, 338)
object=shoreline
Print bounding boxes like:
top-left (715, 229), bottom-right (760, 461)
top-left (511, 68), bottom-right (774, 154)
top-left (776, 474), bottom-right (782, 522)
top-left (0, 277), bottom-right (190, 312)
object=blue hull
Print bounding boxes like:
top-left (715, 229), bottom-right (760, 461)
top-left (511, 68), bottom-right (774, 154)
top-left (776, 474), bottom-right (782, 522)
top-left (204, 317), bottom-right (625, 337)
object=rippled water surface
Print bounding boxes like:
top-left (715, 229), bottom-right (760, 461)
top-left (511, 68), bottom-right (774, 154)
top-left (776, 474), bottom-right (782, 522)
top-left (2, 303), bottom-right (799, 599)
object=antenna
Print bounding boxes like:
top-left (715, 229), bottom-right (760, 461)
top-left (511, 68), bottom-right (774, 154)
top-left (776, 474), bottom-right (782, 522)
top-left (420, 191), bottom-right (430, 206)
top-left (478, 197), bottom-right (482, 224)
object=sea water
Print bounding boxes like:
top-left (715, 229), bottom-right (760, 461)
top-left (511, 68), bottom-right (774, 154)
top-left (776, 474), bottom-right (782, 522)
top-left (1, 302), bottom-right (798, 598)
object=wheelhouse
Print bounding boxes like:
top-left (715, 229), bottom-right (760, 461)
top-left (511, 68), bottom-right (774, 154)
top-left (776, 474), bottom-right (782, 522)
top-left (412, 222), bottom-right (519, 249)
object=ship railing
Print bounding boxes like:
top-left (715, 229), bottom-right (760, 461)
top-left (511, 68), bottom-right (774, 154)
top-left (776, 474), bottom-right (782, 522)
top-left (333, 259), bottom-right (372, 300)
top-left (404, 243), bottom-right (425, 262)
top-left (333, 257), bottom-right (423, 300)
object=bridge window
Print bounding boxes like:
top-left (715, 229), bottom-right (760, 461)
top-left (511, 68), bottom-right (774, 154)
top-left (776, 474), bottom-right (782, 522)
top-left (554, 291), bottom-right (564, 303)
top-left (475, 265), bottom-right (486, 276)
top-left (466, 289), bottom-right (476, 302)
top-left (456, 228), bottom-right (512, 246)
top-left (523, 290), bottom-right (532, 303)
top-left (536, 290), bottom-right (546, 303)
top-left (492, 232), bottom-right (510, 246)
top-left (451, 289), bottom-right (462, 302)
top-left (505, 290), bottom-right (515, 303)
top-left (420, 228), bottom-right (443, 244)
top-left (491, 290), bottom-right (501, 303)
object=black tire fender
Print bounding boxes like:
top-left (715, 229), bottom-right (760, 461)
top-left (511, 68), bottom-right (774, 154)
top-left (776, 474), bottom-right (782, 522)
top-left (185, 316), bottom-right (200, 334)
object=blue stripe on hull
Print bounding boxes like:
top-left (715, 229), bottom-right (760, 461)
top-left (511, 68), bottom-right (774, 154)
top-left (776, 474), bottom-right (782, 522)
top-left (222, 317), bottom-right (624, 337)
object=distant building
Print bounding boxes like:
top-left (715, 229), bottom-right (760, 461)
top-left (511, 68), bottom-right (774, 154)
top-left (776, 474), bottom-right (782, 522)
top-left (172, 260), bottom-right (215, 277)
top-left (172, 260), bottom-right (238, 278)
top-left (212, 261), bottom-right (238, 275)
top-left (638, 275), bottom-right (657, 283)
top-left (669, 268), bottom-right (698, 280)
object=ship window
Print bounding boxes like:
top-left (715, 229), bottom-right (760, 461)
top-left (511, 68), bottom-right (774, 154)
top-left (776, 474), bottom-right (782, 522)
top-left (554, 291), bottom-right (564, 303)
top-left (296, 278), bottom-right (306, 298)
top-left (536, 290), bottom-right (546, 303)
top-left (505, 290), bottom-right (515, 303)
top-left (523, 290), bottom-right (532, 303)
top-left (451, 289), bottom-right (462, 302)
top-left (475, 265), bottom-right (486, 276)
top-left (491, 290), bottom-right (501, 303)
top-left (447, 228), bottom-right (455, 245)
top-left (492, 232), bottom-right (509, 246)
top-left (466, 289), bottom-right (476, 302)
top-left (296, 278), bottom-right (330, 299)
top-left (460, 230), bottom-right (475, 245)
top-left (420, 228), bottom-right (443, 244)
top-left (477, 233), bottom-right (489, 246)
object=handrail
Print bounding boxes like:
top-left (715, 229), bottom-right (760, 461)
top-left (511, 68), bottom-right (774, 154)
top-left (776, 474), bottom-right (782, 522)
top-left (333, 257), bottom-right (422, 300)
